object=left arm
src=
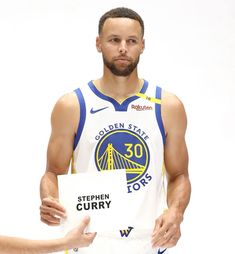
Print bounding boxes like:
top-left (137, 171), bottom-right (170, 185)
top-left (0, 216), bottom-right (96, 254)
top-left (152, 92), bottom-right (191, 248)
top-left (0, 236), bottom-right (67, 254)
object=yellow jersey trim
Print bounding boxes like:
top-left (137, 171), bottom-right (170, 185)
top-left (136, 93), bottom-right (161, 104)
top-left (71, 155), bottom-right (77, 174)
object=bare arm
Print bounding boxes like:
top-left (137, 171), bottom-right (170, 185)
top-left (0, 216), bottom-right (96, 254)
top-left (152, 92), bottom-right (191, 248)
top-left (40, 93), bottom-right (79, 225)
top-left (164, 93), bottom-right (190, 215)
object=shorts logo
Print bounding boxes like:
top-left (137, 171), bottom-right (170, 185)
top-left (158, 248), bottom-right (167, 254)
top-left (119, 226), bottom-right (134, 237)
top-left (95, 129), bottom-right (150, 185)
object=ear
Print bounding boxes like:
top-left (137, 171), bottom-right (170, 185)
top-left (96, 36), bottom-right (102, 52)
top-left (140, 38), bottom-right (145, 54)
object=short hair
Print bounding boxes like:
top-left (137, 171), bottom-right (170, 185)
top-left (98, 7), bottom-right (144, 36)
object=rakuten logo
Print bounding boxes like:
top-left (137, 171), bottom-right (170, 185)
top-left (131, 105), bottom-right (153, 111)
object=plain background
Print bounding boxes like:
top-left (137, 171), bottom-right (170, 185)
top-left (0, 0), bottom-right (234, 253)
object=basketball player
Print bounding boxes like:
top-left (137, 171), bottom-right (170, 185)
top-left (0, 216), bottom-right (96, 253)
top-left (40, 7), bottom-right (191, 254)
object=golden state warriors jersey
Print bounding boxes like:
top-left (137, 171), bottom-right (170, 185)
top-left (68, 80), bottom-right (168, 254)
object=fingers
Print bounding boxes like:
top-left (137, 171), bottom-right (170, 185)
top-left (40, 211), bottom-right (62, 226)
top-left (153, 216), bottom-right (163, 233)
top-left (78, 216), bottom-right (91, 233)
top-left (152, 216), bottom-right (164, 242)
top-left (167, 232), bottom-right (180, 247)
top-left (151, 211), bottom-right (182, 248)
top-left (64, 217), bottom-right (97, 249)
top-left (152, 223), bottom-right (169, 247)
top-left (87, 232), bottom-right (97, 240)
top-left (78, 216), bottom-right (96, 247)
top-left (152, 225), bottom-right (180, 248)
top-left (40, 216), bottom-right (61, 226)
top-left (40, 197), bottom-right (66, 226)
top-left (42, 197), bottom-right (66, 213)
top-left (83, 232), bottom-right (97, 245)
top-left (40, 204), bottom-right (66, 218)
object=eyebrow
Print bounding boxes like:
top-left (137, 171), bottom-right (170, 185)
top-left (106, 34), bottom-right (120, 38)
top-left (128, 35), bottom-right (139, 39)
top-left (106, 34), bottom-right (139, 39)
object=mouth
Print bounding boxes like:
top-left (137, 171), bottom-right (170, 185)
top-left (114, 58), bottom-right (131, 64)
top-left (114, 56), bottom-right (131, 61)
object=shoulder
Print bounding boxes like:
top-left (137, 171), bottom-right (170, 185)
top-left (161, 90), bottom-right (185, 112)
top-left (51, 92), bottom-right (80, 132)
top-left (161, 90), bottom-right (187, 134)
top-left (54, 92), bottom-right (78, 109)
top-left (52, 92), bottom-right (79, 115)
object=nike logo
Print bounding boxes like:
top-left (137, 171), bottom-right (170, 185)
top-left (158, 248), bottom-right (167, 254)
top-left (90, 106), bottom-right (109, 114)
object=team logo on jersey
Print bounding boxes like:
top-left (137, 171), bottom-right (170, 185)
top-left (95, 128), bottom-right (152, 193)
top-left (119, 226), bottom-right (134, 237)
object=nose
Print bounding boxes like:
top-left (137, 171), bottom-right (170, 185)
top-left (119, 40), bottom-right (127, 54)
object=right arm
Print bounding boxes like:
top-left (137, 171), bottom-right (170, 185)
top-left (40, 92), bottom-right (80, 225)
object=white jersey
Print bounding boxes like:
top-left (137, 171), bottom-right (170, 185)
top-left (67, 80), bottom-right (168, 254)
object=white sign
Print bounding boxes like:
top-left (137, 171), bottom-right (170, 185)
top-left (58, 169), bottom-right (128, 233)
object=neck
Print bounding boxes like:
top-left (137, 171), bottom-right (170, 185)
top-left (93, 71), bottom-right (143, 103)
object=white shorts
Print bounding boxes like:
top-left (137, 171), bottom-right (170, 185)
top-left (65, 234), bottom-right (168, 254)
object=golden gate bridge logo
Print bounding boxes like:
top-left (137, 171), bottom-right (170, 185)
top-left (95, 129), bottom-right (150, 184)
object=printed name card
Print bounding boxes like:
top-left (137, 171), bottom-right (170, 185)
top-left (58, 169), bottom-right (128, 233)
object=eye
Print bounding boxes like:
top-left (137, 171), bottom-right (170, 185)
top-left (109, 37), bottom-right (121, 43)
top-left (127, 39), bottom-right (137, 44)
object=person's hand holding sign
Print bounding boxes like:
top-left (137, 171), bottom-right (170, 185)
top-left (40, 196), bottom-right (67, 226)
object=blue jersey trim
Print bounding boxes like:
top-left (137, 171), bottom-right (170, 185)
top-left (88, 80), bottom-right (148, 111)
top-left (73, 88), bottom-right (86, 150)
top-left (155, 86), bottom-right (166, 145)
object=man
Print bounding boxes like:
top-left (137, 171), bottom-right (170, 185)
top-left (0, 216), bottom-right (96, 253)
top-left (40, 7), bottom-right (191, 254)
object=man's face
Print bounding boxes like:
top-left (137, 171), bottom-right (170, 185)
top-left (96, 18), bottom-right (145, 76)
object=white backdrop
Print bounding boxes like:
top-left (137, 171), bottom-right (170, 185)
top-left (0, 0), bottom-right (234, 253)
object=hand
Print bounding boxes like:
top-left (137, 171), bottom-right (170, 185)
top-left (63, 216), bottom-right (96, 250)
top-left (151, 209), bottom-right (183, 248)
top-left (40, 197), bottom-right (67, 226)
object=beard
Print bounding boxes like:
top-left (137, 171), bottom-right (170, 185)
top-left (103, 55), bottom-right (140, 77)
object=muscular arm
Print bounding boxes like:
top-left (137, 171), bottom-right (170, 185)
top-left (164, 93), bottom-right (191, 216)
top-left (152, 92), bottom-right (191, 248)
top-left (40, 93), bottom-right (79, 225)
